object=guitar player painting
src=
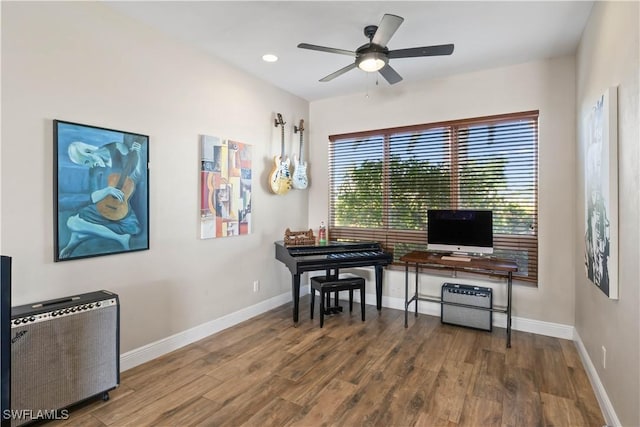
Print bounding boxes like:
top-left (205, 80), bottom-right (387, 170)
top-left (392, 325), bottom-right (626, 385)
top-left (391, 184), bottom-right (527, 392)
top-left (54, 120), bottom-right (149, 261)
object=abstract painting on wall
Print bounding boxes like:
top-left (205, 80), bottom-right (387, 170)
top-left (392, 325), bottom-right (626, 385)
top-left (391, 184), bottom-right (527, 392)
top-left (200, 135), bottom-right (252, 239)
top-left (584, 87), bottom-right (618, 299)
top-left (54, 120), bottom-right (150, 261)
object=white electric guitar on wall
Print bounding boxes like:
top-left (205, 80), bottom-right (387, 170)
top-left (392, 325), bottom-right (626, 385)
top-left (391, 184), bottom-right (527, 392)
top-left (292, 119), bottom-right (308, 190)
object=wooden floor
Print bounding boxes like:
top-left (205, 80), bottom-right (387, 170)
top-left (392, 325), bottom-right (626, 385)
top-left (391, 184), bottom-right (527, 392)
top-left (54, 297), bottom-right (605, 427)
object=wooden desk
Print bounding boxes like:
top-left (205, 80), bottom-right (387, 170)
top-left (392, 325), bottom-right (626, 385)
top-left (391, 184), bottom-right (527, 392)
top-left (400, 251), bottom-right (518, 348)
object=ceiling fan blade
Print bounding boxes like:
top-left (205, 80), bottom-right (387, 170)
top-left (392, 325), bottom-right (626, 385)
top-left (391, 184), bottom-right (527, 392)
top-left (379, 64), bottom-right (403, 85)
top-left (319, 63), bottom-right (358, 82)
top-left (389, 44), bottom-right (455, 59)
top-left (297, 43), bottom-right (356, 57)
top-left (371, 14), bottom-right (404, 46)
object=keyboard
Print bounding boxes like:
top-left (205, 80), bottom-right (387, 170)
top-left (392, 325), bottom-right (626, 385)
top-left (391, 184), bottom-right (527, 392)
top-left (440, 255), bottom-right (471, 262)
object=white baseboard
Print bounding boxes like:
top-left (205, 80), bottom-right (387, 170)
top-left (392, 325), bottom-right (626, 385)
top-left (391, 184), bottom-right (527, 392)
top-left (573, 330), bottom-right (621, 426)
top-left (123, 288), bottom-right (571, 369)
top-left (372, 293), bottom-right (574, 339)
top-left (120, 289), bottom-right (303, 371)
top-left (123, 289), bottom-right (575, 371)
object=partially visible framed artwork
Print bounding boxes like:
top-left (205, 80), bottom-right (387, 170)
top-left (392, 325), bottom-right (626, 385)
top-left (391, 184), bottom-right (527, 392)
top-left (583, 87), bottom-right (618, 299)
top-left (200, 135), bottom-right (252, 239)
top-left (54, 120), bottom-right (149, 261)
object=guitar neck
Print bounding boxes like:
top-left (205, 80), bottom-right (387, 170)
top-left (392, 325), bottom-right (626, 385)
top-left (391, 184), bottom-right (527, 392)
top-left (281, 125), bottom-right (285, 159)
top-left (296, 119), bottom-right (305, 163)
top-left (276, 113), bottom-right (285, 160)
top-left (115, 150), bottom-right (138, 189)
top-left (299, 130), bottom-right (304, 163)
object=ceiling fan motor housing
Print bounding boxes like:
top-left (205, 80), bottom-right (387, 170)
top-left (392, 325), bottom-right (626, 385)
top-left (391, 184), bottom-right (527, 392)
top-left (364, 25), bottom-right (378, 40)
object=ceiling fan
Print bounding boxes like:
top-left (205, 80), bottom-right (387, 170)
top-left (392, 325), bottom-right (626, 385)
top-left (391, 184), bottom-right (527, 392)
top-left (297, 14), bottom-right (454, 85)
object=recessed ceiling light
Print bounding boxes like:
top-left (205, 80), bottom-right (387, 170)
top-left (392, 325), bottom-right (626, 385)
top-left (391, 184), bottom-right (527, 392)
top-left (262, 54), bottom-right (278, 63)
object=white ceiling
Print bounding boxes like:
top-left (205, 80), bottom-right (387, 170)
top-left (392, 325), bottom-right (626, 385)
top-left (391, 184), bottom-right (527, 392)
top-left (107, 1), bottom-right (594, 102)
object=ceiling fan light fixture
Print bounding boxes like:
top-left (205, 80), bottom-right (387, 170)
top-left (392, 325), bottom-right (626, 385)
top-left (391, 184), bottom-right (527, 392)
top-left (357, 52), bottom-right (386, 72)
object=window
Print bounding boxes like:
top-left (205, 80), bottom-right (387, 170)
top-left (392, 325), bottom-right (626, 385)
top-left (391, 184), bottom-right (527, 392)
top-left (328, 111), bottom-right (539, 283)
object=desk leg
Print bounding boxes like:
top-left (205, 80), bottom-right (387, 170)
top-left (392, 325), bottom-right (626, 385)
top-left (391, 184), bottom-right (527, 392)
top-left (292, 273), bottom-right (301, 324)
top-left (414, 263), bottom-right (419, 318)
top-left (507, 271), bottom-right (512, 348)
top-left (375, 265), bottom-right (383, 312)
top-left (404, 262), bottom-right (409, 328)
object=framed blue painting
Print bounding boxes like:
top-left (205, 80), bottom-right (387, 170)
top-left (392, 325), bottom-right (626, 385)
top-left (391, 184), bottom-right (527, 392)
top-left (54, 120), bottom-right (149, 261)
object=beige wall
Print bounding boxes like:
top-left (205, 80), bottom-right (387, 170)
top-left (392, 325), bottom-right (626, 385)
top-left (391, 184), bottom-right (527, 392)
top-left (575, 2), bottom-right (640, 426)
top-left (1, 2), bottom-right (309, 353)
top-left (309, 57), bottom-right (578, 325)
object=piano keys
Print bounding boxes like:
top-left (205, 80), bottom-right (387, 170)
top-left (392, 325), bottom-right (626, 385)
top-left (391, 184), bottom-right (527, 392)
top-left (274, 240), bottom-right (393, 323)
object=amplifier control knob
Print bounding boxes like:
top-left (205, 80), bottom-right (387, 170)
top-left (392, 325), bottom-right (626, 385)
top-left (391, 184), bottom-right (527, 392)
top-left (89, 304), bottom-right (94, 309)
top-left (21, 318), bottom-right (28, 323)
top-left (96, 302), bottom-right (102, 307)
top-left (52, 311), bottom-right (58, 316)
top-left (29, 316), bottom-right (35, 322)
top-left (13, 319), bottom-right (20, 325)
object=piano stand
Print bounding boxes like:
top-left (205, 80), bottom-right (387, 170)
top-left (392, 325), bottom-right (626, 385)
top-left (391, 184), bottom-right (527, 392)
top-left (324, 305), bottom-right (343, 315)
top-left (324, 291), bottom-right (343, 314)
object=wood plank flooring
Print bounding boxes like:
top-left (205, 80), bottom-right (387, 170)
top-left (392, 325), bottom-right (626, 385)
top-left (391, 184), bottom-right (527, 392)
top-left (53, 297), bottom-right (605, 426)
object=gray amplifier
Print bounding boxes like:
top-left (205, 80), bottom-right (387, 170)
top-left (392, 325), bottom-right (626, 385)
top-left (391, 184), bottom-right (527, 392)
top-left (441, 283), bottom-right (492, 331)
top-left (10, 290), bottom-right (119, 426)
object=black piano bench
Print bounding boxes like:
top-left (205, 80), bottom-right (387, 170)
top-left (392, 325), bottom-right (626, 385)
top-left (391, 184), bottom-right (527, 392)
top-left (310, 273), bottom-right (366, 328)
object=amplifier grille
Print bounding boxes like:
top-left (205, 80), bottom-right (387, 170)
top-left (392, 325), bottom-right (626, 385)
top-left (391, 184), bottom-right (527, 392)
top-left (10, 291), bottom-right (118, 427)
top-left (441, 283), bottom-right (492, 331)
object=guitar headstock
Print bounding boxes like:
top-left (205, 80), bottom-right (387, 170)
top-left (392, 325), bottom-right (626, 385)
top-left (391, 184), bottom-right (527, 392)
top-left (294, 119), bottom-right (305, 134)
top-left (274, 113), bottom-right (285, 128)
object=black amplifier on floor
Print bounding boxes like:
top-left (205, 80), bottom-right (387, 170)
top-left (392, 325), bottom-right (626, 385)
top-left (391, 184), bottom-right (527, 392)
top-left (10, 290), bottom-right (119, 427)
top-left (441, 283), bottom-right (492, 331)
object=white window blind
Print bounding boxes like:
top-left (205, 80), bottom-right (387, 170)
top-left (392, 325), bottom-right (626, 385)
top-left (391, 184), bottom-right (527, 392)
top-left (328, 111), bottom-right (539, 283)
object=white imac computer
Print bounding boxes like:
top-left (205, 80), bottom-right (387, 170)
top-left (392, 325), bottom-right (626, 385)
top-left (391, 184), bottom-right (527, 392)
top-left (427, 209), bottom-right (493, 256)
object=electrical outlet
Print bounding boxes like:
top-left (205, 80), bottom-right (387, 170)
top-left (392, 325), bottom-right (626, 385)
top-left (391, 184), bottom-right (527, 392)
top-left (253, 280), bottom-right (260, 292)
top-left (602, 345), bottom-right (606, 369)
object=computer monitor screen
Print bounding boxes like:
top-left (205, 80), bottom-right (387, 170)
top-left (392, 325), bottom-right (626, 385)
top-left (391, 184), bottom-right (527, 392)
top-left (427, 209), bottom-right (493, 255)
